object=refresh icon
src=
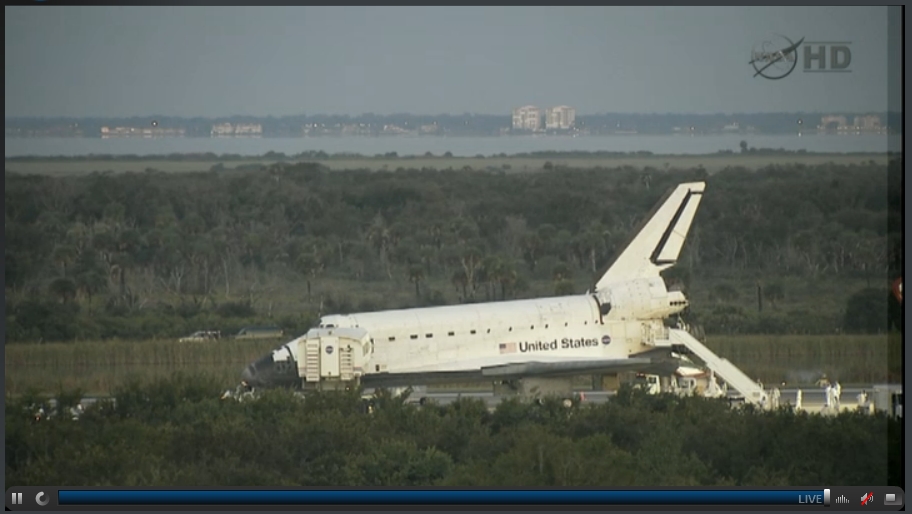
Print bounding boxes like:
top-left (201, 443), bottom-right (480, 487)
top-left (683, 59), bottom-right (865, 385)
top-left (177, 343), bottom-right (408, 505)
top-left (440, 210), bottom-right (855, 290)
top-left (35, 492), bottom-right (49, 506)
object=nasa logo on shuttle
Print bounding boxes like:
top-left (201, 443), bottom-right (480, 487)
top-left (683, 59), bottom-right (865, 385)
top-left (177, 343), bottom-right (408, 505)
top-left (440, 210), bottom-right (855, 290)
top-left (325, 346), bottom-right (334, 355)
top-left (602, 335), bottom-right (611, 345)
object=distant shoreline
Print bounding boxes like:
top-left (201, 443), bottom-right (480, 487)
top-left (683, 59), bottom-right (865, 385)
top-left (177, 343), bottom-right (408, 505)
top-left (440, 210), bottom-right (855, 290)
top-left (4, 149), bottom-right (898, 162)
top-left (5, 111), bottom-right (901, 141)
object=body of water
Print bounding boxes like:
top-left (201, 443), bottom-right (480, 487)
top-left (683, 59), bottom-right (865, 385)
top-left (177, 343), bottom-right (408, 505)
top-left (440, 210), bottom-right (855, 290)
top-left (4, 133), bottom-right (899, 158)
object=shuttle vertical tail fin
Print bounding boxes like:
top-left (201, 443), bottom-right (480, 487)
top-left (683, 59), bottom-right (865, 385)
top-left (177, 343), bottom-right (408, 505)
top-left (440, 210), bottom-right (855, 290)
top-left (594, 181), bottom-right (705, 291)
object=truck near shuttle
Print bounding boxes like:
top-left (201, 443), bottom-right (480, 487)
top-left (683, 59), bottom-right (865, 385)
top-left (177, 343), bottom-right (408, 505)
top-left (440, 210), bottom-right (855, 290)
top-left (240, 181), bottom-right (770, 405)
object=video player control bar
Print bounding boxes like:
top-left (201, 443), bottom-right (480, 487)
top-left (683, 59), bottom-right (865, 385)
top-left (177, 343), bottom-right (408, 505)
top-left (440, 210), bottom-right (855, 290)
top-left (57, 489), bottom-right (832, 506)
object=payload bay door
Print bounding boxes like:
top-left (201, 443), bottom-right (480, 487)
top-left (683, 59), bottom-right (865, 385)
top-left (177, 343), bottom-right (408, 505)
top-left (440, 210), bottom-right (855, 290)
top-left (320, 336), bottom-right (340, 378)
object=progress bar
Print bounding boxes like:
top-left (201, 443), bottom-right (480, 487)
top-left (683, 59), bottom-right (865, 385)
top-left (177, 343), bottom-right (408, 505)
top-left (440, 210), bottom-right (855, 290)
top-left (58, 489), bottom-right (832, 506)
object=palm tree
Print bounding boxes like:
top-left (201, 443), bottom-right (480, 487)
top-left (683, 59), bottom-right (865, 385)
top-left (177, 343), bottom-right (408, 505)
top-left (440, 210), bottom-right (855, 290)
top-left (75, 268), bottom-right (108, 313)
top-left (459, 246), bottom-right (484, 301)
top-left (451, 269), bottom-right (468, 302)
top-left (497, 260), bottom-right (519, 300)
top-left (408, 265), bottom-right (425, 300)
top-left (48, 277), bottom-right (77, 304)
top-left (575, 222), bottom-right (608, 273)
top-left (295, 248), bottom-right (323, 302)
top-left (480, 255), bottom-right (502, 301)
top-left (366, 214), bottom-right (393, 279)
top-left (52, 245), bottom-right (78, 278)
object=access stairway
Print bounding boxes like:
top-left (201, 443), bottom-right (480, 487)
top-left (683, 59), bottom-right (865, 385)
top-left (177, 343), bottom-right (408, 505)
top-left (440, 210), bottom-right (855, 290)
top-left (656, 328), bottom-right (769, 406)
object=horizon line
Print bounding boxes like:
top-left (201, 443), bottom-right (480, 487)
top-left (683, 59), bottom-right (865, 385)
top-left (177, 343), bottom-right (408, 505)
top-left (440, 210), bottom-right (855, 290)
top-left (4, 110), bottom-right (901, 121)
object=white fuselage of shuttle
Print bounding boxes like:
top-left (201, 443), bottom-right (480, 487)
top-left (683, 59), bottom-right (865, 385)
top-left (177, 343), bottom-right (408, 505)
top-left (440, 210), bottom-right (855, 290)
top-left (313, 276), bottom-right (685, 376)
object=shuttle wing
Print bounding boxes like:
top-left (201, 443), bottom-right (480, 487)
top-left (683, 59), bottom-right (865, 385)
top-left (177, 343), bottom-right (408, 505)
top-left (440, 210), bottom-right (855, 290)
top-left (360, 356), bottom-right (681, 389)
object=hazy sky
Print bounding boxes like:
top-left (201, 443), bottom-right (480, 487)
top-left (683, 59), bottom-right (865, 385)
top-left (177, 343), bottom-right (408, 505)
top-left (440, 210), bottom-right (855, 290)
top-left (5, 6), bottom-right (897, 117)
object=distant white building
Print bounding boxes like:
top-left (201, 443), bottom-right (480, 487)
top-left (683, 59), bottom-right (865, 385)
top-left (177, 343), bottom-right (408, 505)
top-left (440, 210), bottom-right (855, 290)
top-left (211, 123), bottom-right (263, 137)
top-left (853, 115), bottom-right (881, 130)
top-left (211, 123), bottom-right (233, 136)
top-left (512, 105), bottom-right (541, 131)
top-left (234, 123), bottom-right (263, 136)
top-left (419, 123), bottom-right (439, 134)
top-left (545, 106), bottom-right (576, 130)
top-left (817, 115), bottom-right (849, 131)
top-left (101, 126), bottom-right (186, 138)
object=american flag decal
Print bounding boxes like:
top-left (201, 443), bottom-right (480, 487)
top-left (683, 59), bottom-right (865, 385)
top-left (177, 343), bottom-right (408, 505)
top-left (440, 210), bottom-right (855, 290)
top-left (499, 342), bottom-right (517, 354)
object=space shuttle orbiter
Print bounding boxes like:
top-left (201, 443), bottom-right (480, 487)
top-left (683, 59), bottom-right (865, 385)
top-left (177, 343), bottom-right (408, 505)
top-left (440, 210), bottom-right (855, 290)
top-left (241, 181), bottom-right (706, 397)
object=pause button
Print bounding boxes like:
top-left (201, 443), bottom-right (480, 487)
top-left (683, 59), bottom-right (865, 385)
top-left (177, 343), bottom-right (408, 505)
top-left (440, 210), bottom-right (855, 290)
top-left (11, 492), bottom-right (23, 505)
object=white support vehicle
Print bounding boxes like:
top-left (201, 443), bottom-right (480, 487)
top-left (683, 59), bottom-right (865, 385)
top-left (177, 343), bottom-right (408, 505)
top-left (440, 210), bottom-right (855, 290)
top-left (624, 368), bottom-right (727, 400)
top-left (178, 330), bottom-right (221, 343)
top-left (871, 385), bottom-right (903, 418)
top-left (624, 373), bottom-right (661, 395)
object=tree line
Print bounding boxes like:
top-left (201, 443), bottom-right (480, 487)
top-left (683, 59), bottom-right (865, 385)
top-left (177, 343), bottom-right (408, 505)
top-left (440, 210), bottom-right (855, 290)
top-left (4, 159), bottom-right (902, 342)
top-left (5, 375), bottom-right (901, 487)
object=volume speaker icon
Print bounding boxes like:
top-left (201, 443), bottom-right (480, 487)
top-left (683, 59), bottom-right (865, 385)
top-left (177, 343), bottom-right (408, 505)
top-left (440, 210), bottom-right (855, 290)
top-left (836, 495), bottom-right (849, 504)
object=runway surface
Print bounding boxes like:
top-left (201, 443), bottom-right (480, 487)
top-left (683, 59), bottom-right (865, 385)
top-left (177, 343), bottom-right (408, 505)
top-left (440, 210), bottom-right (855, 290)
top-left (412, 387), bottom-right (872, 408)
top-left (412, 387), bottom-right (904, 415)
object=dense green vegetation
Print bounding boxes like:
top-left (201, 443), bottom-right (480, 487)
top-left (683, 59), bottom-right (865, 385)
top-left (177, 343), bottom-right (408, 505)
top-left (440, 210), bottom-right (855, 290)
top-left (5, 375), bottom-right (900, 487)
top-left (5, 159), bottom-right (902, 343)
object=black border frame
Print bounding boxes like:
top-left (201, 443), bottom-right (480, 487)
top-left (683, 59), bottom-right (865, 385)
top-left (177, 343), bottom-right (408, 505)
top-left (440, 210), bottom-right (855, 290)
top-left (1, 5), bottom-right (906, 514)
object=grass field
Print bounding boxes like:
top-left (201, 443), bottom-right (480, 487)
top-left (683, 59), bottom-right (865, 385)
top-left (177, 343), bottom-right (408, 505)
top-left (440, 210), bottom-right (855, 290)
top-left (704, 333), bottom-right (901, 385)
top-left (4, 153), bottom-right (890, 176)
top-left (4, 339), bottom-right (281, 397)
top-left (5, 334), bottom-right (900, 397)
